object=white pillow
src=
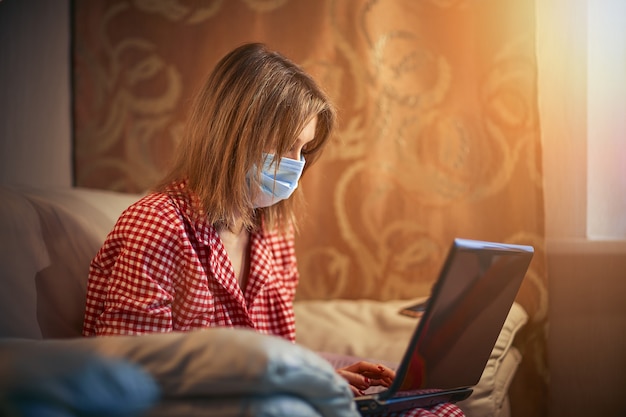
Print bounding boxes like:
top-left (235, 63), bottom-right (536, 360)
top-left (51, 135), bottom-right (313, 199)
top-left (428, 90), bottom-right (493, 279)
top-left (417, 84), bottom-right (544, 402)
top-left (57, 328), bottom-right (359, 417)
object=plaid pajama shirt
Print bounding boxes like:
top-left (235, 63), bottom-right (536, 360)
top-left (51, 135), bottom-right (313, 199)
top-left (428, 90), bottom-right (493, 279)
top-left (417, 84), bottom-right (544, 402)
top-left (82, 181), bottom-right (298, 340)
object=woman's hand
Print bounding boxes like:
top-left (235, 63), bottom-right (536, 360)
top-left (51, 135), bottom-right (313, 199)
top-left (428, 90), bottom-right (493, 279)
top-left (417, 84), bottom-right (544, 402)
top-left (336, 361), bottom-right (396, 396)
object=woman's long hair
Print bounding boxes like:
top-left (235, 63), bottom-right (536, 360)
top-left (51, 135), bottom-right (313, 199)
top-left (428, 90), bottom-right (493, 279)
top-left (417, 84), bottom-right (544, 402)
top-left (157, 43), bottom-right (336, 232)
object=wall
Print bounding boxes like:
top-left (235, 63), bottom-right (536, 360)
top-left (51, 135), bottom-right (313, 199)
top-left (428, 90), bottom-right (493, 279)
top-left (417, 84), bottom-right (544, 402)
top-left (537, 1), bottom-right (626, 416)
top-left (0, 0), bottom-right (72, 187)
top-left (546, 240), bottom-right (626, 417)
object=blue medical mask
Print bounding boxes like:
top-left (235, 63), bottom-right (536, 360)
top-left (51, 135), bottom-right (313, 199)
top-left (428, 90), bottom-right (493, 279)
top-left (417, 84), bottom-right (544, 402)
top-left (249, 153), bottom-right (305, 208)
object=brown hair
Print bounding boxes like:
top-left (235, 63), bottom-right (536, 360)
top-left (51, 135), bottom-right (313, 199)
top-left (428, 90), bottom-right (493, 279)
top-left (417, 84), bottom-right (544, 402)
top-left (157, 43), bottom-right (336, 231)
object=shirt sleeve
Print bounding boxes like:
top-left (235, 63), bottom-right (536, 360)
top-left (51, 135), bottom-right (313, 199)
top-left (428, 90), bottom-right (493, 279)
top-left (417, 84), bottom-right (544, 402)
top-left (82, 200), bottom-right (186, 336)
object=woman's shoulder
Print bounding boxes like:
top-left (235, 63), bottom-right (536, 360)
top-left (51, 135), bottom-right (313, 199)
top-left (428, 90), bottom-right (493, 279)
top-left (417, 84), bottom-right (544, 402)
top-left (125, 191), bottom-right (178, 216)
top-left (113, 188), bottom-right (188, 233)
top-left (95, 190), bottom-right (191, 270)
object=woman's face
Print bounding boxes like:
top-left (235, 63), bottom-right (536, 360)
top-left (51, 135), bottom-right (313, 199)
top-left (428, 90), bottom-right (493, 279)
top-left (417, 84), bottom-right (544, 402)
top-left (282, 116), bottom-right (317, 161)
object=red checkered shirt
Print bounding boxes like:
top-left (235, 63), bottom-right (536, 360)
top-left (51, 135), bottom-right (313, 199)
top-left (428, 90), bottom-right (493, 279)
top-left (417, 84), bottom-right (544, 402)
top-left (385, 403), bottom-right (466, 417)
top-left (82, 181), bottom-right (298, 340)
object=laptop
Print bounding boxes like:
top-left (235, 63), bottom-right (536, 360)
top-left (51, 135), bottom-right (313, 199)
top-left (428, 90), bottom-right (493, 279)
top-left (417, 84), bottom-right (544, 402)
top-left (355, 238), bottom-right (534, 415)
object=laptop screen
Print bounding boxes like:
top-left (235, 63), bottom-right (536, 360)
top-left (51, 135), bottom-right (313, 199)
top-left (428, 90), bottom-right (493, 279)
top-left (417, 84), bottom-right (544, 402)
top-left (394, 239), bottom-right (533, 392)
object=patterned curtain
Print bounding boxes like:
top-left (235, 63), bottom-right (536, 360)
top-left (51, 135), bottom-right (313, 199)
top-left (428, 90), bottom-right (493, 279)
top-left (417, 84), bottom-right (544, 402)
top-left (72, 1), bottom-right (548, 416)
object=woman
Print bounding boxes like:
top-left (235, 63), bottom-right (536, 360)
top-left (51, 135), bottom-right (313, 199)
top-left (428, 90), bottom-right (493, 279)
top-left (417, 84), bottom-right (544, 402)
top-left (82, 42), bottom-right (393, 396)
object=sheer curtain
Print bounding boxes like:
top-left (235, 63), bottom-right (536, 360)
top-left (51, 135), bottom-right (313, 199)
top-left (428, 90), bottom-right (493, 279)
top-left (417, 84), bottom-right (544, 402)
top-left (586, 0), bottom-right (626, 239)
top-left (72, 1), bottom-right (548, 416)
